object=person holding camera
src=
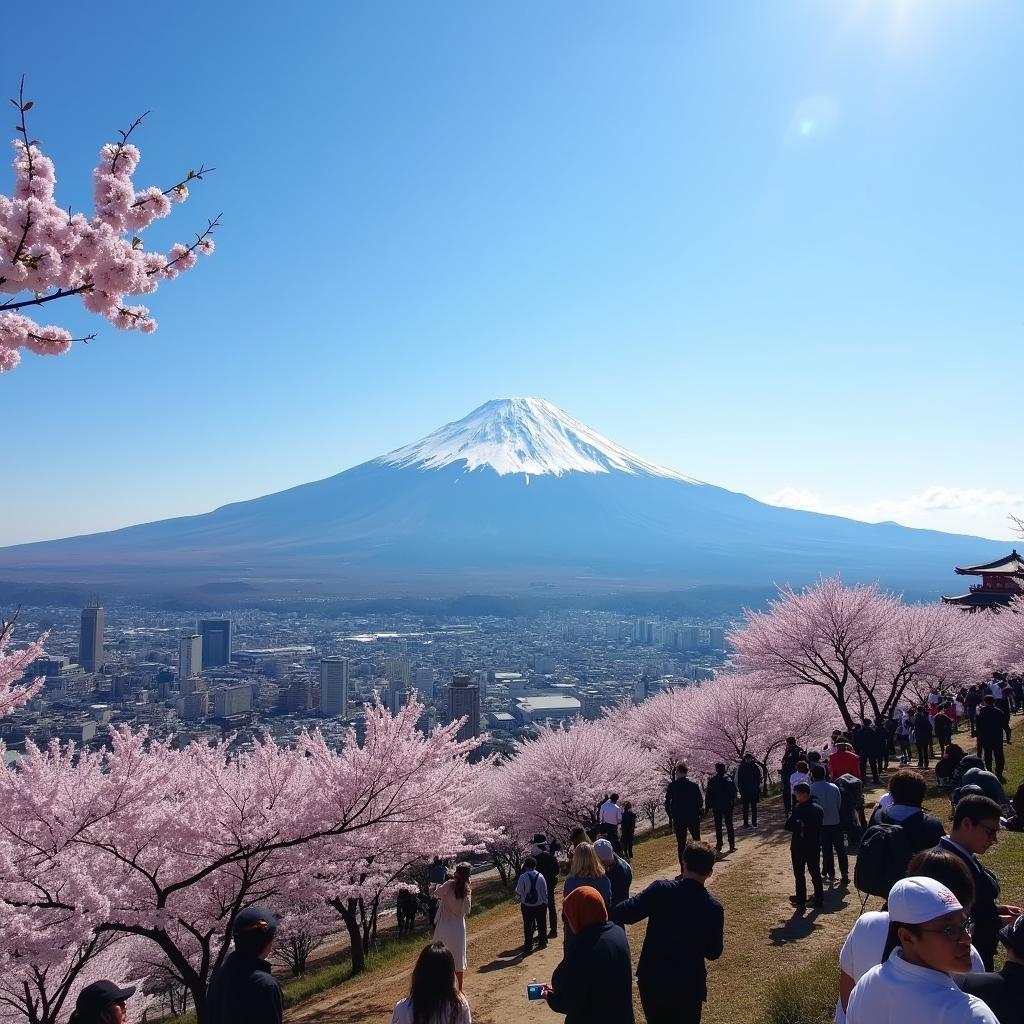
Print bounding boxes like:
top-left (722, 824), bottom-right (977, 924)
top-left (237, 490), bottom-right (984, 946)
top-left (542, 885), bottom-right (634, 1024)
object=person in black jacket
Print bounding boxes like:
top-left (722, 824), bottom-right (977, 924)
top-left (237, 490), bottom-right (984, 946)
top-left (867, 768), bottom-right (946, 853)
top-left (544, 884), bottom-right (634, 1024)
top-left (705, 763), bottom-right (737, 853)
top-left (913, 708), bottom-right (934, 768)
top-left (976, 695), bottom-right (1010, 780)
top-left (207, 905), bottom-right (283, 1024)
top-left (665, 763), bottom-right (703, 871)
top-left (533, 835), bottom-right (561, 939)
top-left (961, 911), bottom-right (1024, 1024)
top-left (735, 753), bottom-right (762, 828)
top-left (786, 783), bottom-right (823, 909)
top-left (612, 841), bottom-right (724, 1024)
top-left (780, 738), bottom-right (801, 816)
top-left (865, 721), bottom-right (887, 783)
top-left (935, 794), bottom-right (1023, 970)
top-left (851, 723), bottom-right (870, 779)
top-left (620, 802), bottom-right (637, 859)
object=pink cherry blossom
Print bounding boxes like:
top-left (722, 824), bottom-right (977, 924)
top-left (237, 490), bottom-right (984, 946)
top-left (0, 80), bottom-right (217, 372)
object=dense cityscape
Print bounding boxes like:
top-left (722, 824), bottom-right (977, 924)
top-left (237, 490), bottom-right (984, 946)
top-left (2, 602), bottom-right (730, 764)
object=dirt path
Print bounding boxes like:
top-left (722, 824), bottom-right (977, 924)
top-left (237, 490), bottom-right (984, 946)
top-left (289, 785), bottom-right (887, 1024)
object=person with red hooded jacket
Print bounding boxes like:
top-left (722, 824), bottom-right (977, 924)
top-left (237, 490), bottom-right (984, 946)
top-left (830, 742), bottom-right (861, 781)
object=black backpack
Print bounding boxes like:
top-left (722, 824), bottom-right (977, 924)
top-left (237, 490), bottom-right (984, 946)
top-left (854, 810), bottom-right (921, 898)
top-left (522, 870), bottom-right (541, 906)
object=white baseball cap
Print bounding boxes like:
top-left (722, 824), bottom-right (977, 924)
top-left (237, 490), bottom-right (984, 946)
top-left (888, 877), bottom-right (963, 924)
top-left (593, 838), bottom-right (616, 865)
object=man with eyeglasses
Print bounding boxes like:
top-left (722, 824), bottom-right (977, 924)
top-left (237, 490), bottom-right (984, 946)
top-left (961, 912), bottom-right (1024, 1024)
top-left (935, 795), bottom-right (1024, 970)
top-left (847, 876), bottom-right (998, 1024)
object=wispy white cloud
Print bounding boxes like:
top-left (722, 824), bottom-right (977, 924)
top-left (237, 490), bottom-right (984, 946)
top-left (762, 485), bottom-right (1024, 541)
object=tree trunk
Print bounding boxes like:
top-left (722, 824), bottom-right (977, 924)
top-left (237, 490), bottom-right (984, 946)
top-left (332, 898), bottom-right (367, 974)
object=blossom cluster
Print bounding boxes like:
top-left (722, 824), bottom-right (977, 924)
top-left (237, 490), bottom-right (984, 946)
top-left (0, 86), bottom-right (215, 373)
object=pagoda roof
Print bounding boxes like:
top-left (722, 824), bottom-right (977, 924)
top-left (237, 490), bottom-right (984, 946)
top-left (954, 550), bottom-right (1024, 576)
top-left (942, 591), bottom-right (1016, 608)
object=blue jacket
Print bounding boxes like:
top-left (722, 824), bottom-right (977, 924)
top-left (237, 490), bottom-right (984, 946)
top-left (564, 873), bottom-right (613, 914)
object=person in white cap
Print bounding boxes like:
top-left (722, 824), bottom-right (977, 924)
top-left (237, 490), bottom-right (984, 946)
top-left (835, 849), bottom-right (986, 1024)
top-left (847, 877), bottom-right (998, 1024)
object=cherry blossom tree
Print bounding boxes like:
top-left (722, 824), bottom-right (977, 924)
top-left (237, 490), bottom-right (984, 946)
top-left (0, 616), bottom-right (45, 716)
top-left (985, 595), bottom-right (1024, 675)
top-left (0, 697), bottom-right (490, 1023)
top-left (729, 577), bottom-right (981, 728)
top-left (619, 675), bottom-right (833, 797)
top-left (0, 78), bottom-right (216, 373)
top-left (272, 898), bottom-right (337, 977)
top-left (488, 718), bottom-right (660, 845)
top-left (683, 673), bottom-right (833, 789)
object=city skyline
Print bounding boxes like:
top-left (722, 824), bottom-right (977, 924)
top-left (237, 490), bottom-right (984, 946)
top-left (3, 2), bottom-right (1021, 545)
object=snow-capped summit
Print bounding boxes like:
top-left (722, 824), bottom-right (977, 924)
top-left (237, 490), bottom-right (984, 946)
top-left (377, 397), bottom-right (700, 481)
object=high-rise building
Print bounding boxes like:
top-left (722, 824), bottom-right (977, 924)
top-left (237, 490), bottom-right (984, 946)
top-left (287, 678), bottom-right (312, 712)
top-left (198, 619), bottom-right (233, 669)
top-left (446, 674), bottom-right (480, 742)
top-left (386, 657), bottom-right (412, 688)
top-left (79, 605), bottom-right (105, 672)
top-left (413, 666), bottom-right (434, 697)
top-left (180, 675), bottom-right (207, 697)
top-left (320, 657), bottom-right (349, 718)
top-left (390, 688), bottom-right (412, 716)
top-left (178, 635), bottom-right (202, 682)
top-left (214, 684), bottom-right (253, 718)
top-left (709, 627), bottom-right (726, 649)
top-left (181, 690), bottom-right (209, 721)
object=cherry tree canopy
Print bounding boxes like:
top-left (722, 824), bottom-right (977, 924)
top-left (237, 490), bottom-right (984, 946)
top-left (0, 698), bottom-right (489, 1024)
top-left (0, 79), bottom-right (216, 373)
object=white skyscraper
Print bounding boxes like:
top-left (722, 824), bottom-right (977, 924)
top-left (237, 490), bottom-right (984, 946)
top-left (320, 657), bottom-right (349, 717)
top-left (178, 635), bottom-right (202, 683)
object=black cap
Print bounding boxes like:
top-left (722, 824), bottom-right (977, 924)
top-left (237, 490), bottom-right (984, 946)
top-left (75, 981), bottom-right (136, 1017)
top-left (999, 913), bottom-right (1024, 956)
top-left (233, 905), bottom-right (279, 938)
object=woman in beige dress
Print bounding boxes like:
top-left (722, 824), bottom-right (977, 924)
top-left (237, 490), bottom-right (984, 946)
top-left (432, 862), bottom-right (472, 990)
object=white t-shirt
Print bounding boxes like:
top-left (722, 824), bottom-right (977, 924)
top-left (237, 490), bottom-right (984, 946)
top-left (392, 994), bottom-right (472, 1024)
top-left (599, 800), bottom-right (623, 826)
top-left (989, 682), bottom-right (1003, 699)
top-left (836, 914), bottom-right (986, 1024)
top-left (847, 950), bottom-right (996, 1024)
top-left (789, 771), bottom-right (810, 793)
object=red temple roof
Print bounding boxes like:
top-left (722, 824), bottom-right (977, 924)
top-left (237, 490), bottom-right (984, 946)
top-left (954, 550), bottom-right (1024, 576)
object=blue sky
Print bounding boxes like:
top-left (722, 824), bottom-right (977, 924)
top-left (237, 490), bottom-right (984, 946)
top-left (2, 0), bottom-right (1020, 545)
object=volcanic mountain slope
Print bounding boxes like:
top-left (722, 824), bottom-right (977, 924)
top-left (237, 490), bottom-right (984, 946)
top-left (0, 398), bottom-right (1004, 593)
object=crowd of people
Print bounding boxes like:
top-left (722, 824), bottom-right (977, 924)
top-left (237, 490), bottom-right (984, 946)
top-left (76, 675), bottom-right (1023, 1024)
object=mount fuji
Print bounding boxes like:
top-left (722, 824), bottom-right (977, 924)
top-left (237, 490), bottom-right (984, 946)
top-left (0, 398), bottom-right (1003, 595)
